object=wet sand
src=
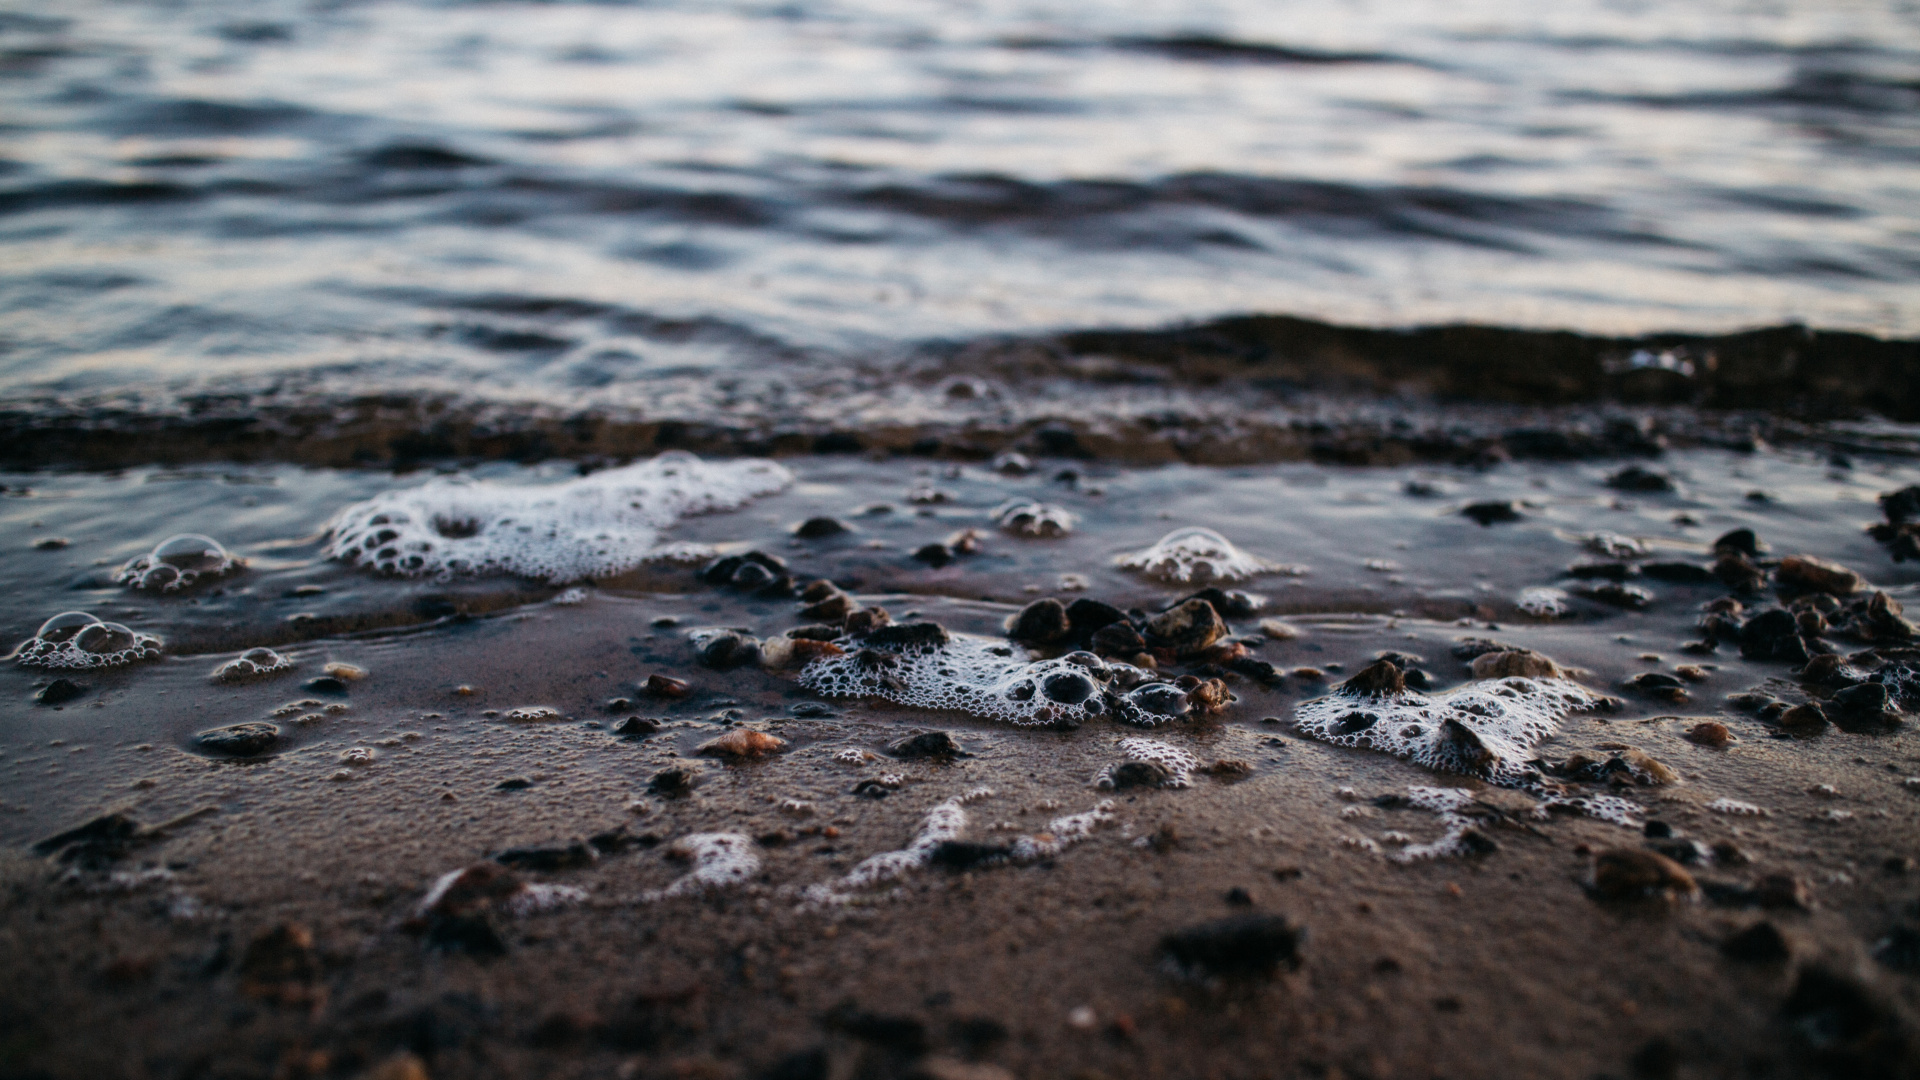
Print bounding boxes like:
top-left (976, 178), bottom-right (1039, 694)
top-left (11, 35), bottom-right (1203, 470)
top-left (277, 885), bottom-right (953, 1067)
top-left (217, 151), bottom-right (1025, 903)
top-left (3, 448), bottom-right (1920, 1080)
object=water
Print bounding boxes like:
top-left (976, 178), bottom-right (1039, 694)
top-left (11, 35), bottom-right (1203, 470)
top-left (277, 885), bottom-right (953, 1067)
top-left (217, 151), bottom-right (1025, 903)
top-left (3, 0), bottom-right (1918, 424)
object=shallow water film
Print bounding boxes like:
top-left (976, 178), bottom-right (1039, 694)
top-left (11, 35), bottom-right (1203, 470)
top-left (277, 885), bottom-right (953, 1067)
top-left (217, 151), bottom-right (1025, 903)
top-left (5, 3), bottom-right (1920, 1080)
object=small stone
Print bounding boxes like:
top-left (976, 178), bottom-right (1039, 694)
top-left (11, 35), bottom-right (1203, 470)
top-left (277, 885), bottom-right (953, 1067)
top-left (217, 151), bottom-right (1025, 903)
top-left (322, 662), bottom-right (367, 681)
top-left (992, 451), bottom-right (1033, 475)
top-left (496, 778), bottom-right (533, 790)
top-left (1339, 660), bottom-right (1405, 696)
top-left (1573, 581), bottom-right (1655, 609)
top-left (34, 679), bottom-right (85, 705)
top-left (1258, 619), bottom-right (1301, 640)
top-left (888, 731), bottom-right (963, 760)
top-left (303, 676), bottom-right (348, 694)
top-left (648, 767), bottom-right (697, 797)
top-left (1713, 528), bottom-right (1766, 557)
top-left (1722, 921), bottom-right (1792, 964)
top-left (795, 516), bottom-right (850, 539)
top-left (194, 722), bottom-right (280, 757)
top-left (1607, 466), bottom-right (1674, 493)
top-left (34, 536), bottom-right (69, 550)
top-left (1674, 665), bottom-right (1708, 682)
top-left (1090, 621), bottom-right (1146, 657)
top-left (1590, 848), bottom-right (1697, 901)
top-left (1832, 682), bottom-right (1890, 715)
top-left (1008, 598), bottom-right (1072, 644)
top-left (1469, 649), bottom-right (1559, 679)
top-left (643, 673), bottom-right (691, 699)
top-left (1685, 721), bottom-right (1732, 747)
top-left (1776, 555), bottom-right (1865, 596)
top-left (801, 592), bottom-right (855, 621)
top-left (697, 729), bottom-right (787, 759)
top-left (1777, 703), bottom-right (1830, 735)
top-left (1753, 872), bottom-right (1811, 910)
top-left (1160, 914), bottom-right (1306, 981)
top-left (614, 717), bottom-right (662, 736)
top-left (1103, 760), bottom-right (1172, 790)
top-left (844, 607), bottom-right (891, 636)
top-left (1143, 599), bottom-right (1227, 657)
top-left (1461, 501), bottom-right (1520, 526)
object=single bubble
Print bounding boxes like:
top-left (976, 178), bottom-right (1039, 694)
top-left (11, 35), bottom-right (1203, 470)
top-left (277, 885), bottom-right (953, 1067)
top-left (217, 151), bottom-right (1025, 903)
top-left (1126, 683), bottom-right (1190, 718)
top-left (76, 622), bottom-right (136, 654)
top-left (36, 612), bottom-right (101, 643)
top-left (1040, 670), bottom-right (1097, 704)
top-left (153, 534), bottom-right (230, 572)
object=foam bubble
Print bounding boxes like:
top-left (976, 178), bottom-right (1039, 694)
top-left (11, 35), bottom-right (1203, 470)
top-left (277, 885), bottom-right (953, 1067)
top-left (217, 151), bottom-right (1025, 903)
top-left (325, 451), bottom-right (793, 583)
top-left (801, 632), bottom-right (1133, 728)
top-left (116, 534), bottom-right (241, 592)
top-left (1119, 527), bottom-right (1281, 583)
top-left (1707, 797), bottom-right (1769, 816)
top-left (14, 611), bottom-right (162, 669)
top-left (1097, 737), bottom-right (1200, 790)
top-left (1517, 587), bottom-right (1570, 619)
top-left (212, 647), bottom-right (294, 683)
top-left (1293, 674), bottom-right (1603, 785)
top-left (652, 833), bottom-right (761, 898)
top-left (992, 499), bottom-right (1076, 538)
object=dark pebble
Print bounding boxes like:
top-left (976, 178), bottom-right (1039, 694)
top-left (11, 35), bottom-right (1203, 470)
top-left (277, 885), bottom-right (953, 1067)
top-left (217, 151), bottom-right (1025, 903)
top-left (644, 673), bottom-right (690, 698)
top-left (695, 631), bottom-right (760, 669)
top-left (1566, 561), bottom-right (1637, 580)
top-left (888, 731), bottom-right (963, 760)
top-left (1008, 598), bottom-right (1072, 644)
top-left (850, 779), bottom-right (893, 799)
top-left (1720, 921), bottom-right (1792, 964)
top-left (302, 676), bottom-right (348, 695)
top-left (1090, 621), bottom-right (1146, 658)
top-left (1643, 820), bottom-right (1673, 838)
top-left (912, 542), bottom-right (955, 567)
top-left (1105, 760), bottom-right (1172, 789)
top-left (1607, 465), bottom-right (1675, 493)
top-left (701, 550), bottom-right (787, 587)
top-left (1832, 682), bottom-right (1890, 714)
top-left (648, 767), bottom-right (697, 796)
top-left (1224, 887), bottom-right (1254, 907)
top-left (863, 622), bottom-right (951, 650)
top-left (1872, 925), bottom-right (1920, 973)
top-left (1641, 561), bottom-right (1716, 584)
top-left (603, 697), bottom-right (634, 712)
top-left (794, 517), bottom-right (849, 539)
top-left (494, 841), bottom-right (596, 871)
top-left (613, 717), bottom-right (661, 737)
top-left (1160, 914), bottom-right (1306, 981)
top-left (789, 701), bottom-right (835, 717)
top-left (928, 840), bottom-right (1013, 870)
top-left (496, 777), bottom-right (533, 790)
top-left (1573, 581), bottom-right (1654, 609)
top-left (1177, 587), bottom-right (1263, 618)
top-left (195, 722), bottom-right (281, 757)
top-left (1713, 528), bottom-right (1766, 557)
top-left (1461, 501), bottom-right (1521, 526)
top-left (1065, 598), bottom-right (1127, 636)
top-left (1339, 659), bottom-right (1405, 697)
top-left (33, 678), bottom-right (85, 705)
top-left (1144, 598), bottom-right (1228, 656)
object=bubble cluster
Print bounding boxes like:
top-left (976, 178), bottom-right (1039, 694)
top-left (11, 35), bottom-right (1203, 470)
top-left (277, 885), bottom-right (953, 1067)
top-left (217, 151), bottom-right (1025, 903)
top-left (325, 451), bottom-right (793, 583)
top-left (116, 534), bottom-right (240, 592)
top-left (992, 499), bottom-right (1076, 538)
top-left (1097, 737), bottom-right (1200, 790)
top-left (1517, 587), bottom-right (1570, 618)
top-left (799, 632), bottom-right (1192, 728)
top-left (212, 647), bottom-right (295, 683)
top-left (1120, 527), bottom-right (1277, 583)
top-left (1293, 674), bottom-right (1603, 785)
top-left (651, 833), bottom-right (761, 899)
top-left (15, 612), bottom-right (162, 669)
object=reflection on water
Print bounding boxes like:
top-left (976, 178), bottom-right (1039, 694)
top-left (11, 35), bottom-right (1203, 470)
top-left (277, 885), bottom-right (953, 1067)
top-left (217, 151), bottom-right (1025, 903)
top-left (0, 0), bottom-right (1917, 413)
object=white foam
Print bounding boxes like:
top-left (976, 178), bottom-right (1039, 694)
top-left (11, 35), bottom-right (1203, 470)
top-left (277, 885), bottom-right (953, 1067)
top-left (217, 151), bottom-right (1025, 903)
top-left (799, 632), bottom-right (1114, 728)
top-left (653, 833), bottom-right (761, 898)
top-left (212, 647), bottom-right (294, 683)
top-left (1097, 737), bottom-right (1200, 790)
top-left (1120, 527), bottom-right (1278, 583)
top-left (1517, 587), bottom-right (1570, 618)
top-left (1707, 797), bottom-right (1770, 816)
top-left (325, 451), bottom-right (793, 583)
top-left (15, 611), bottom-right (162, 670)
top-left (503, 882), bottom-right (588, 916)
top-left (1587, 532), bottom-right (1649, 558)
top-left (1293, 675), bottom-right (1602, 785)
top-left (992, 499), bottom-right (1076, 538)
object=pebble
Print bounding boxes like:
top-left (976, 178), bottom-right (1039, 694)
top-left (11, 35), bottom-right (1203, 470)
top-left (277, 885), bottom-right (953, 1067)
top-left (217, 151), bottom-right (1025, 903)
top-left (1777, 702), bottom-right (1830, 735)
top-left (194, 722), bottom-right (281, 757)
top-left (644, 674), bottom-right (691, 698)
top-left (1776, 554), bottom-right (1865, 596)
top-left (794, 516), bottom-right (850, 539)
top-left (1607, 465), bottom-right (1675, 493)
top-left (697, 729), bottom-right (787, 759)
top-left (649, 767), bottom-right (698, 797)
top-left (1590, 848), bottom-right (1697, 901)
top-left (1258, 618), bottom-right (1301, 640)
top-left (1468, 649), bottom-right (1559, 679)
top-left (1721, 921), bottom-right (1792, 964)
top-left (614, 717), bottom-right (662, 736)
top-left (33, 679), bottom-right (85, 705)
top-left (1008, 598), bottom-right (1072, 644)
top-left (322, 662), bottom-right (367, 680)
top-left (1461, 501), bottom-right (1520, 526)
top-left (1685, 721), bottom-right (1732, 748)
top-left (1143, 599), bottom-right (1228, 657)
top-left (888, 731), bottom-right (964, 760)
top-left (1159, 914), bottom-right (1306, 981)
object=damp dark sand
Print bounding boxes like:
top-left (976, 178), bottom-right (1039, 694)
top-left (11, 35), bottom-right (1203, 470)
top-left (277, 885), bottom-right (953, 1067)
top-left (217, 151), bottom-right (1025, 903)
top-left (4, 448), bottom-right (1920, 1080)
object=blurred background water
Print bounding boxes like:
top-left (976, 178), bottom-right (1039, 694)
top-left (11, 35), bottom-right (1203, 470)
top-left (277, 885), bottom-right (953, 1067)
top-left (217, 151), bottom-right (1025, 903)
top-left (1, 0), bottom-right (1917, 414)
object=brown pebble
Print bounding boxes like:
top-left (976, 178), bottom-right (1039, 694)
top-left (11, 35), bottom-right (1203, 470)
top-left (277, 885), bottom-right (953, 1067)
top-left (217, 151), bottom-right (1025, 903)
top-left (322, 662), bottom-right (367, 681)
top-left (1469, 649), bottom-right (1560, 680)
top-left (1201, 759), bottom-right (1254, 779)
top-left (1685, 721), bottom-right (1732, 748)
top-left (1777, 702), bottom-right (1830, 735)
top-left (1291, 667), bottom-right (1325, 681)
top-left (644, 674), bottom-right (690, 698)
top-left (1674, 665), bottom-right (1708, 682)
top-left (1753, 872), bottom-right (1811, 910)
top-left (1340, 659), bottom-right (1405, 697)
top-left (1591, 848), bottom-right (1698, 901)
top-left (1776, 554), bottom-right (1865, 596)
top-left (1143, 599), bottom-right (1229, 657)
top-left (697, 729), bottom-right (787, 760)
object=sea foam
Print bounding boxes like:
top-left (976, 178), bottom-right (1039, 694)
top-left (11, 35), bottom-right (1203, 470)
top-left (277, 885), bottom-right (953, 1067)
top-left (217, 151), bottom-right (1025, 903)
top-left (325, 451), bottom-right (792, 582)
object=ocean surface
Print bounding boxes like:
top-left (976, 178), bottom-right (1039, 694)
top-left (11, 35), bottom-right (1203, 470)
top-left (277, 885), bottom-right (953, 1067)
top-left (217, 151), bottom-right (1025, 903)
top-left (1, 0), bottom-right (1918, 420)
